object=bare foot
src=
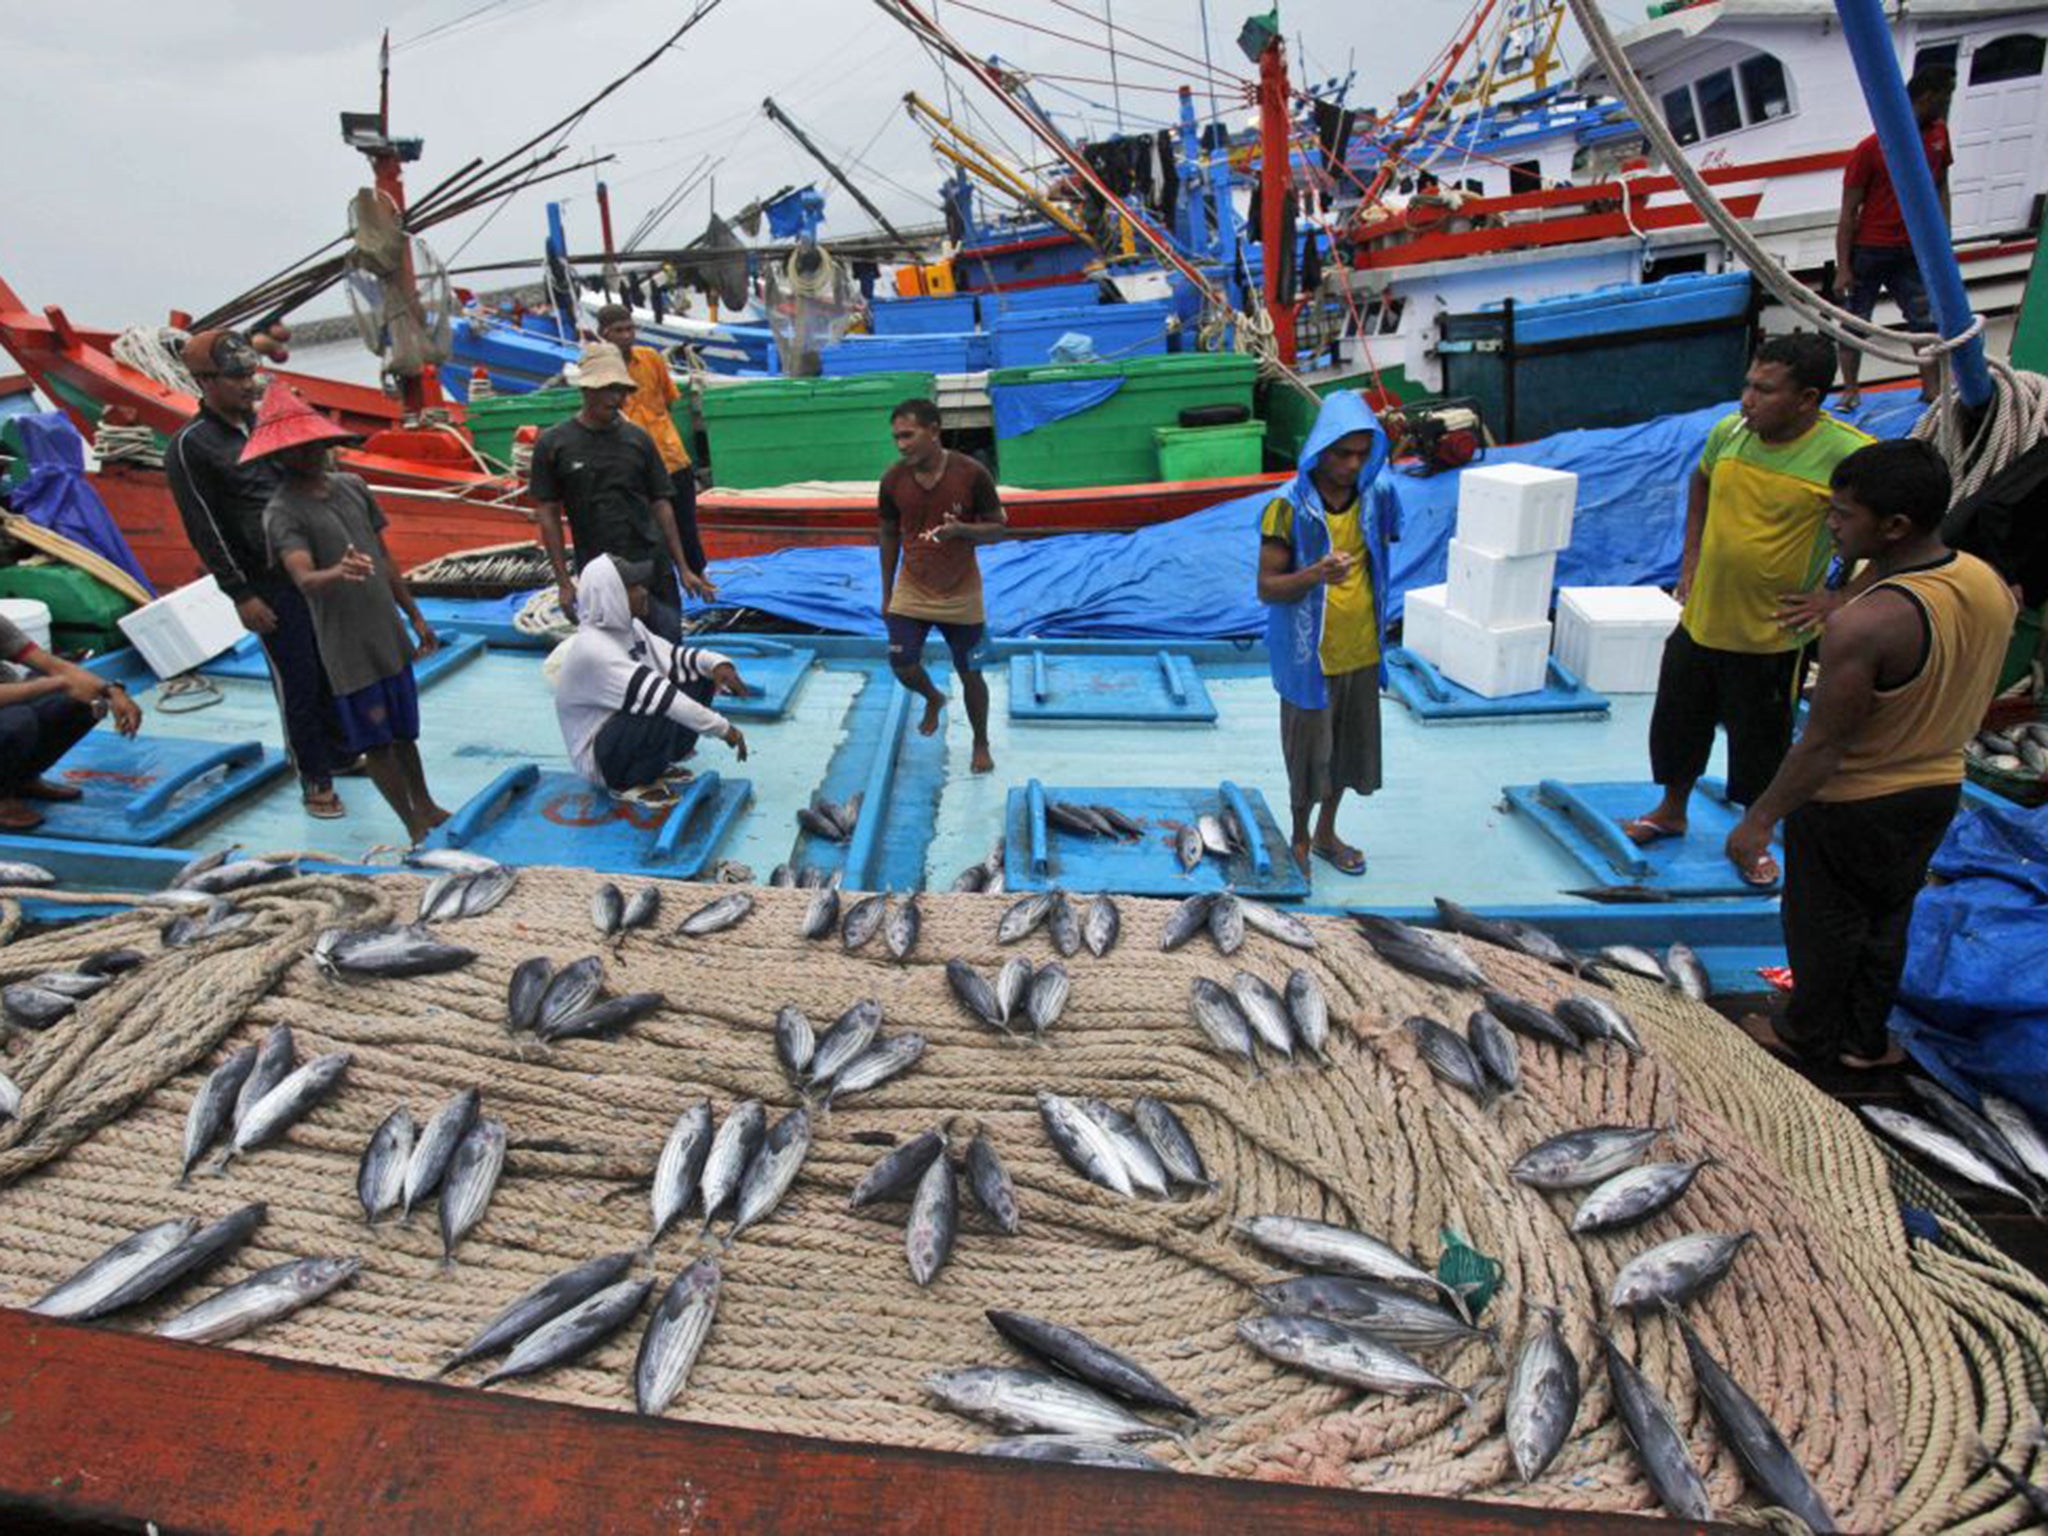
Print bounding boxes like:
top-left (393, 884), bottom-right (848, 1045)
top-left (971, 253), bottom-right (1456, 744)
top-left (918, 696), bottom-right (945, 737)
top-left (970, 742), bottom-right (995, 774)
top-left (1838, 388), bottom-right (1862, 411)
top-left (423, 804), bottom-right (451, 830)
top-left (1290, 837), bottom-right (1312, 876)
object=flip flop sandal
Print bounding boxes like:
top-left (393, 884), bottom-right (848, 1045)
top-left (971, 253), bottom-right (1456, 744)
top-left (0, 805), bottom-right (45, 832)
top-left (22, 778), bottom-right (83, 803)
top-left (1737, 851), bottom-right (1780, 888)
top-left (1619, 815), bottom-right (1686, 845)
top-left (1313, 843), bottom-right (1368, 876)
top-left (302, 791), bottom-right (348, 820)
top-left (618, 783), bottom-right (681, 809)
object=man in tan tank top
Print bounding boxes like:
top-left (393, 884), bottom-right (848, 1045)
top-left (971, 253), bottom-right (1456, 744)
top-left (1728, 440), bottom-right (2017, 1068)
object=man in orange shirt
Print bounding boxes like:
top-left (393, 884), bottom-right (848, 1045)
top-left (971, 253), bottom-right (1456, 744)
top-left (596, 304), bottom-right (714, 601)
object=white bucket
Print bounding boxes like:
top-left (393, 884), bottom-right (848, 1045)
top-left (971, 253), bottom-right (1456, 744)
top-left (0, 597), bottom-right (52, 653)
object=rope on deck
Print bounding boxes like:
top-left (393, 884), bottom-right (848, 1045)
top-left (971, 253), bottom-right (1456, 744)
top-left (0, 868), bottom-right (2042, 1530)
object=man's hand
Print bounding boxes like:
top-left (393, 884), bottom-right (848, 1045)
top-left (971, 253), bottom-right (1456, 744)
top-left (683, 570), bottom-right (718, 602)
top-left (413, 625), bottom-right (441, 659)
top-left (1673, 570), bottom-right (1694, 605)
top-left (108, 687), bottom-right (142, 738)
top-left (333, 544), bottom-right (375, 583)
top-left (1311, 550), bottom-right (1354, 585)
top-left (557, 580), bottom-right (579, 623)
top-left (722, 723), bottom-right (749, 762)
top-left (710, 661), bottom-right (749, 697)
top-left (235, 595), bottom-right (278, 635)
top-left (1776, 588), bottom-right (1844, 633)
top-left (923, 509), bottom-right (967, 543)
top-left (59, 672), bottom-right (105, 708)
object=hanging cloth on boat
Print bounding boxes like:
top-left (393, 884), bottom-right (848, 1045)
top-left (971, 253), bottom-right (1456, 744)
top-left (0, 412), bottom-right (155, 598)
top-left (989, 376), bottom-right (1126, 440)
top-left (1155, 129), bottom-right (1180, 226)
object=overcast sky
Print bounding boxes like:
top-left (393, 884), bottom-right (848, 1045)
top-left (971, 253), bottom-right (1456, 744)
top-left (3, 0), bottom-right (1581, 325)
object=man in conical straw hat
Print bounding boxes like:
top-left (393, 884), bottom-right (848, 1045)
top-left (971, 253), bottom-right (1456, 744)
top-left (242, 385), bottom-right (447, 846)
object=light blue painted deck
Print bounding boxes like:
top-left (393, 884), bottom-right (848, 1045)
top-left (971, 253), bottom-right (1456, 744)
top-left (11, 636), bottom-right (1794, 992)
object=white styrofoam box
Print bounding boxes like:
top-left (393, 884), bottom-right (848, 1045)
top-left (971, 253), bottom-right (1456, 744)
top-left (1402, 582), bottom-right (1448, 666)
top-left (0, 598), bottom-right (52, 652)
top-left (1455, 462), bottom-right (1578, 556)
top-left (1553, 585), bottom-right (1682, 694)
top-left (1445, 538), bottom-right (1556, 629)
top-left (1438, 606), bottom-right (1552, 698)
top-left (117, 575), bottom-right (245, 679)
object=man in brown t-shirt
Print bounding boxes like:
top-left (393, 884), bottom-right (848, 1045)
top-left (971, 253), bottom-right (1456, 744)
top-left (878, 398), bottom-right (1007, 773)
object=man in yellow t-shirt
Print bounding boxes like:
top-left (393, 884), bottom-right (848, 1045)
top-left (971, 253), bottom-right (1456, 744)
top-left (1623, 333), bottom-right (1870, 887)
top-left (596, 304), bottom-right (714, 601)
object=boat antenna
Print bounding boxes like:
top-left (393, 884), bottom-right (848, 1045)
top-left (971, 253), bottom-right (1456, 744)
top-left (1105, 1), bottom-right (1125, 132)
top-left (763, 98), bottom-right (920, 256)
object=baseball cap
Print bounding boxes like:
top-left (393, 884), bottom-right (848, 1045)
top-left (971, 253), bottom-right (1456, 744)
top-left (185, 330), bottom-right (261, 378)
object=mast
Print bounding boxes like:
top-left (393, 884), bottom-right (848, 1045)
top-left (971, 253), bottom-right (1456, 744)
top-left (1832, 0), bottom-right (1990, 409)
top-left (762, 97), bottom-right (917, 256)
top-left (1255, 27), bottom-right (1297, 364)
top-left (346, 36), bottom-right (444, 418)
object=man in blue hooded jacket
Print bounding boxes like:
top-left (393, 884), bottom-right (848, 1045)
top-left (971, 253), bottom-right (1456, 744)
top-left (1257, 391), bottom-right (1398, 877)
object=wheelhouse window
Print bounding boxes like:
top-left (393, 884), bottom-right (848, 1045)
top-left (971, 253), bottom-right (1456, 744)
top-left (1739, 54), bottom-right (1791, 121)
top-left (1970, 34), bottom-right (2046, 84)
top-left (1663, 84), bottom-right (1701, 145)
top-left (1660, 50), bottom-right (1795, 143)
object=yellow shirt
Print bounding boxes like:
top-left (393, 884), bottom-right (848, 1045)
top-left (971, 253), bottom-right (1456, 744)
top-left (1681, 412), bottom-right (1870, 653)
top-left (622, 344), bottom-right (690, 472)
top-left (1260, 495), bottom-right (1380, 676)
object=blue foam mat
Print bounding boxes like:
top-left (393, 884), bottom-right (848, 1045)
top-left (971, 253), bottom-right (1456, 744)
top-left (1385, 647), bottom-right (1608, 723)
top-left (18, 731), bottom-right (290, 846)
top-left (1501, 777), bottom-right (1783, 896)
top-left (707, 641), bottom-right (817, 721)
top-left (202, 632), bottom-right (487, 688)
top-left (1001, 779), bottom-right (1308, 898)
top-left (1007, 650), bottom-right (1219, 723)
top-left (419, 763), bottom-right (752, 878)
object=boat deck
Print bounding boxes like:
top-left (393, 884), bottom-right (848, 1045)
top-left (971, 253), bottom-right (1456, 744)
top-left (3, 630), bottom-right (1793, 989)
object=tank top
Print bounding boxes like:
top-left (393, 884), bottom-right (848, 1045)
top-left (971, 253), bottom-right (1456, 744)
top-left (1818, 551), bottom-right (2016, 802)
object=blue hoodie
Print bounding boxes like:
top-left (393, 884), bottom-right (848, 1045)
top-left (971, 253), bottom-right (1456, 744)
top-left (1262, 390), bottom-right (1397, 710)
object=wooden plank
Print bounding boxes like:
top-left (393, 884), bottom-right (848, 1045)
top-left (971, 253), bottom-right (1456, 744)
top-left (0, 1309), bottom-right (1716, 1535)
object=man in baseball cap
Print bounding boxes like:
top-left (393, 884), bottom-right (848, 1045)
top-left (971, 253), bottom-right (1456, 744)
top-left (529, 342), bottom-right (701, 643)
top-left (166, 328), bottom-right (353, 819)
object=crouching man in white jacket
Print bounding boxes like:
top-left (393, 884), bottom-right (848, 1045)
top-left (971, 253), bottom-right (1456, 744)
top-left (554, 554), bottom-right (750, 794)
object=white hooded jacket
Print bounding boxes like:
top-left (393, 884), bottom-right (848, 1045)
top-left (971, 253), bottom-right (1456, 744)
top-left (554, 555), bottom-right (731, 785)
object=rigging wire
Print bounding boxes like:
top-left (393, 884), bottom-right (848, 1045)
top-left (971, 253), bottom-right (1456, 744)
top-left (392, 0), bottom-right (557, 52)
top-left (937, 0), bottom-right (1246, 94)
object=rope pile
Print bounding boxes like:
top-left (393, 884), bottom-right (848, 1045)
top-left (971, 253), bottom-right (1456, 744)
top-left (0, 868), bottom-right (2042, 1528)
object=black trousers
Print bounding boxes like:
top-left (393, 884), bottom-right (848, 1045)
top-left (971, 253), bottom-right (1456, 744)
top-left (1780, 782), bottom-right (1960, 1061)
top-left (592, 676), bottom-right (717, 792)
top-left (670, 468), bottom-right (707, 576)
top-left (0, 692), bottom-right (95, 795)
top-left (254, 577), bottom-right (341, 788)
top-left (1648, 626), bottom-right (1805, 807)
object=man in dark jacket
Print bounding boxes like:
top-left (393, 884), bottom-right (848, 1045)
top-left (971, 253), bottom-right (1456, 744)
top-left (165, 330), bottom-right (347, 817)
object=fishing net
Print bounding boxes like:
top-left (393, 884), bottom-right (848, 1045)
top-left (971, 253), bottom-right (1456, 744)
top-left (0, 868), bottom-right (2043, 1530)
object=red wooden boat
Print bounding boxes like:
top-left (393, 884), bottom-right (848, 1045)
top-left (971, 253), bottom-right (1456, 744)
top-left (0, 275), bottom-right (1282, 591)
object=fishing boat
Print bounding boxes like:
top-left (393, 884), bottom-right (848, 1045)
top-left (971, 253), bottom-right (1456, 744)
top-left (1333, 0), bottom-right (2048, 400)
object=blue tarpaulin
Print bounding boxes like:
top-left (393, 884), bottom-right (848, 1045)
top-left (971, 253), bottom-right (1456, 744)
top-left (3, 412), bottom-right (154, 595)
top-left (990, 376), bottom-right (1124, 440)
top-left (682, 391), bottom-right (1925, 639)
top-left (1888, 801), bottom-right (2048, 1125)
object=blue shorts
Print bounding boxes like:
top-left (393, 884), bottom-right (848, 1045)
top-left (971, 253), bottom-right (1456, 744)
top-left (1846, 245), bottom-right (1935, 333)
top-left (885, 612), bottom-right (985, 674)
top-left (334, 670), bottom-right (421, 753)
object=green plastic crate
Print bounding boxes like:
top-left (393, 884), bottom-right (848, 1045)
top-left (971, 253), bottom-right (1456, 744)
top-left (0, 562), bottom-right (134, 654)
top-left (461, 388), bottom-right (583, 471)
top-left (699, 372), bottom-right (934, 489)
top-left (1154, 421), bottom-right (1264, 481)
top-left (991, 353), bottom-right (1257, 489)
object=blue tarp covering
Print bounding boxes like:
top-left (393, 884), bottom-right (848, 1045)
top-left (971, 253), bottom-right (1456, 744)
top-left (1888, 801), bottom-right (2048, 1125)
top-left (680, 391), bottom-right (1926, 640)
top-left (991, 376), bottom-right (1124, 440)
top-left (3, 413), bottom-right (154, 594)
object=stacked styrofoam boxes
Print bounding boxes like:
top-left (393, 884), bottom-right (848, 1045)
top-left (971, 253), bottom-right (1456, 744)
top-left (1402, 583), bottom-right (1450, 667)
top-left (1436, 463), bottom-right (1577, 697)
top-left (1554, 586), bottom-right (1683, 692)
